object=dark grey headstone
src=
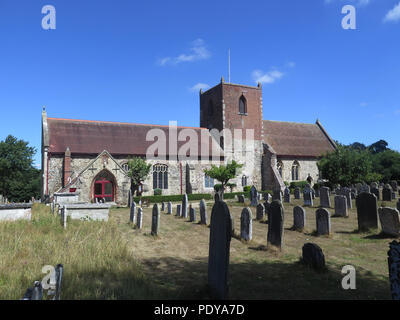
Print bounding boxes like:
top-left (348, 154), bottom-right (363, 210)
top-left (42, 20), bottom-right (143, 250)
top-left (294, 187), bottom-right (301, 199)
top-left (250, 186), bottom-right (258, 206)
top-left (151, 204), bottom-right (160, 236)
top-left (208, 201), bottom-right (232, 300)
top-left (316, 208), bottom-right (331, 236)
top-left (379, 207), bottom-right (400, 237)
top-left (137, 207), bottom-right (143, 229)
top-left (293, 206), bottom-right (306, 231)
top-left (342, 187), bottom-right (352, 209)
top-left (264, 201), bottom-right (271, 222)
top-left (256, 203), bottom-right (265, 221)
top-left (189, 206), bottom-right (196, 222)
top-left (240, 207), bottom-right (253, 241)
top-left (284, 188), bottom-right (291, 203)
top-left (161, 201), bottom-right (165, 211)
top-left (263, 193), bottom-right (272, 202)
top-left (371, 187), bottom-right (380, 200)
top-left (356, 192), bottom-right (378, 231)
top-left (388, 241), bottom-right (400, 300)
top-left (302, 243), bottom-right (325, 270)
top-left (167, 201), bottom-right (172, 214)
top-left (334, 195), bottom-right (348, 217)
top-left (303, 190), bottom-right (313, 207)
top-left (182, 194), bottom-right (188, 218)
top-left (200, 199), bottom-right (208, 225)
top-left (383, 185), bottom-right (393, 202)
top-left (391, 181), bottom-right (398, 192)
top-left (272, 189), bottom-right (282, 202)
top-left (267, 200), bottom-right (284, 249)
top-left (176, 204), bottom-right (181, 217)
top-left (320, 187), bottom-right (331, 208)
top-left (129, 201), bottom-right (136, 223)
top-left (238, 195), bottom-right (245, 203)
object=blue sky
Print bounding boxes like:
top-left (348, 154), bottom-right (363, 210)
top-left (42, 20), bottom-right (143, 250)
top-left (0, 0), bottom-right (399, 167)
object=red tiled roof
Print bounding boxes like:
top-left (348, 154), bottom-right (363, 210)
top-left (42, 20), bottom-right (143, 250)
top-left (47, 117), bottom-right (223, 157)
top-left (263, 120), bottom-right (336, 157)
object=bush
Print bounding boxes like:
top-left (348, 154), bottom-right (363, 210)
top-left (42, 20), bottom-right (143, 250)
top-left (133, 193), bottom-right (213, 204)
top-left (289, 181), bottom-right (309, 191)
top-left (243, 186), bottom-right (251, 193)
top-left (154, 188), bottom-right (162, 196)
top-left (214, 184), bottom-right (223, 192)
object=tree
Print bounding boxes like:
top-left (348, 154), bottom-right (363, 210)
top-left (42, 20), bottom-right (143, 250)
top-left (0, 135), bottom-right (41, 202)
top-left (317, 146), bottom-right (381, 187)
top-left (127, 157), bottom-right (151, 196)
top-left (371, 150), bottom-right (400, 182)
top-left (348, 142), bottom-right (366, 151)
top-left (368, 140), bottom-right (389, 154)
top-left (204, 160), bottom-right (243, 198)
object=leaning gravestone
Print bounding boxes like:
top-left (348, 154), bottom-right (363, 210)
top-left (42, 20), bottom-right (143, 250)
top-left (383, 185), bottom-right (393, 202)
top-left (256, 203), bottom-right (265, 221)
top-left (137, 208), bottom-right (143, 229)
top-left (294, 187), bottom-right (301, 200)
top-left (272, 189), bottom-right (282, 202)
top-left (356, 192), bottom-right (378, 231)
top-left (302, 243), bottom-right (325, 270)
top-left (208, 201), bottom-right (232, 300)
top-left (167, 202), bottom-right (172, 214)
top-left (388, 241), bottom-right (400, 300)
top-left (293, 206), bottom-right (306, 232)
top-left (176, 204), bottom-right (181, 217)
top-left (316, 208), bottom-right (331, 236)
top-left (200, 199), bottom-right (208, 225)
top-left (319, 187), bottom-right (331, 208)
top-left (240, 207), bottom-right (253, 241)
top-left (250, 186), bottom-right (258, 206)
top-left (303, 189), bottom-right (313, 207)
top-left (182, 194), bottom-right (188, 218)
top-left (371, 187), bottom-right (380, 201)
top-left (189, 206), bottom-right (196, 222)
top-left (129, 202), bottom-right (136, 224)
top-left (379, 207), bottom-right (400, 237)
top-left (267, 200), bottom-right (284, 249)
top-left (284, 188), bottom-right (291, 203)
top-left (151, 204), bottom-right (160, 236)
top-left (334, 195), bottom-right (348, 217)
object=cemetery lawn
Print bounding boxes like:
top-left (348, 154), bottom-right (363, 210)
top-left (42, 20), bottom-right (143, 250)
top-left (0, 198), bottom-right (395, 300)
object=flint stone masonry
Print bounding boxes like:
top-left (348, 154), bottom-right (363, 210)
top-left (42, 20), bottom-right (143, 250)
top-left (356, 192), bottom-right (378, 231)
top-left (62, 203), bottom-right (111, 221)
top-left (0, 204), bottom-right (32, 221)
top-left (54, 193), bottom-right (80, 205)
top-left (379, 207), bottom-right (400, 237)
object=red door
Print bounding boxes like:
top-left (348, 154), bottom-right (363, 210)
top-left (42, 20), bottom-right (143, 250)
top-left (94, 178), bottom-right (114, 202)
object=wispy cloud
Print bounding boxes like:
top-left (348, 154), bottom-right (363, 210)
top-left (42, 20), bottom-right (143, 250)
top-left (158, 39), bottom-right (211, 66)
top-left (252, 69), bottom-right (284, 85)
top-left (324, 0), bottom-right (370, 7)
top-left (189, 83), bottom-right (210, 92)
top-left (286, 61), bottom-right (296, 68)
top-left (360, 102), bottom-right (368, 107)
top-left (384, 2), bottom-right (400, 23)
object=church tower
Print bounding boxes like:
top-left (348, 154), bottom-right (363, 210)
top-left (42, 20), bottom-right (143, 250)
top-left (199, 78), bottom-right (264, 190)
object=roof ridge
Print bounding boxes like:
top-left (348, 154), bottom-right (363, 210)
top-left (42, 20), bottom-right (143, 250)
top-left (263, 119), bottom-right (317, 126)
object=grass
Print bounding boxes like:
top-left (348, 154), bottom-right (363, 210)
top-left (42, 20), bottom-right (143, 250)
top-left (0, 196), bottom-right (397, 300)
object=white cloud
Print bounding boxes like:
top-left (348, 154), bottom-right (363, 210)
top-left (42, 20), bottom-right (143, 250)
top-left (158, 39), bottom-right (211, 66)
top-left (252, 69), bottom-right (284, 85)
top-left (189, 83), bottom-right (210, 92)
top-left (384, 2), bottom-right (400, 23)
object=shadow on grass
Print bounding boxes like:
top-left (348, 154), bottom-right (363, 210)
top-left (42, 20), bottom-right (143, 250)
top-left (364, 232), bottom-right (399, 240)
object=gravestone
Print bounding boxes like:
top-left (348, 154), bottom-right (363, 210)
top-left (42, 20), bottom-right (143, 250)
top-left (208, 201), bottom-right (232, 300)
top-left (167, 202), bottom-right (172, 214)
top-left (200, 199), bottom-right (208, 225)
top-left (316, 208), bottom-right (331, 236)
top-left (360, 184), bottom-right (370, 194)
top-left (383, 185), bottom-right (393, 202)
top-left (334, 195), bottom-right (348, 217)
top-left (264, 202), bottom-right (271, 222)
top-left (319, 187), bottom-right (331, 208)
top-left (342, 187), bottom-right (352, 209)
top-left (294, 187), bottom-right (301, 200)
top-left (284, 188), bottom-right (291, 203)
top-left (240, 207), bottom-right (253, 241)
top-left (379, 207), bottom-right (400, 237)
top-left (176, 204), bottom-right (181, 217)
top-left (303, 189), bottom-right (313, 207)
top-left (161, 201), bottom-right (165, 211)
top-left (182, 194), bottom-right (188, 218)
top-left (137, 207), bottom-right (143, 229)
top-left (238, 195), bottom-right (245, 203)
top-left (129, 202), bottom-right (136, 224)
top-left (189, 206), bottom-right (196, 222)
top-left (293, 206), bottom-right (306, 232)
top-left (393, 192), bottom-right (397, 200)
top-left (256, 203), bottom-right (265, 221)
top-left (388, 241), bottom-right (400, 300)
top-left (250, 186), bottom-right (258, 206)
top-left (151, 204), bottom-right (160, 236)
top-left (302, 243), bottom-right (325, 270)
top-left (356, 192), bottom-right (378, 231)
top-left (371, 182), bottom-right (378, 189)
top-left (267, 200), bottom-right (284, 249)
top-left (272, 189), bottom-right (282, 202)
top-left (391, 181), bottom-right (398, 192)
top-left (311, 188), bottom-right (315, 200)
top-left (371, 187), bottom-right (380, 201)
top-left (263, 193), bottom-right (272, 202)
top-left (215, 192), bottom-right (221, 202)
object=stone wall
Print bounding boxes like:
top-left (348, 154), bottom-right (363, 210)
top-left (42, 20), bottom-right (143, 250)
top-left (0, 204), bottom-right (32, 221)
top-left (277, 157), bottom-right (320, 184)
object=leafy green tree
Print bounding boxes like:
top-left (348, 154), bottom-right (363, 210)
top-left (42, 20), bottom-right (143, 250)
top-left (204, 160), bottom-right (243, 199)
top-left (368, 140), bottom-right (389, 154)
top-left (371, 150), bottom-right (400, 182)
top-left (127, 157), bottom-right (152, 196)
top-left (318, 146), bottom-right (382, 187)
top-left (0, 135), bottom-right (40, 202)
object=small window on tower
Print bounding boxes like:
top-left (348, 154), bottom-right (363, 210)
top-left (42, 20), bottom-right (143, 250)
top-left (239, 95), bottom-right (247, 114)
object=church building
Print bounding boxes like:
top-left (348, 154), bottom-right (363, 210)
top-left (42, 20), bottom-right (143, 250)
top-left (41, 78), bottom-right (336, 205)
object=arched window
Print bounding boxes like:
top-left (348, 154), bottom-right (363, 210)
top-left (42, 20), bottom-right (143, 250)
top-left (208, 100), bottom-right (214, 117)
top-left (277, 161), bottom-right (283, 178)
top-left (239, 95), bottom-right (247, 114)
top-left (121, 162), bottom-right (129, 172)
top-left (205, 174), bottom-right (214, 188)
top-left (153, 164), bottom-right (168, 189)
top-left (291, 161), bottom-right (300, 181)
top-left (241, 175), bottom-right (248, 187)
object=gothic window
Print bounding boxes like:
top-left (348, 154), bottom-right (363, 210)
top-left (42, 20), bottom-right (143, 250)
top-left (277, 161), bottom-right (283, 178)
top-left (153, 164), bottom-right (168, 190)
top-left (291, 161), bottom-right (300, 181)
top-left (241, 175), bottom-right (248, 187)
top-left (205, 174), bottom-right (214, 188)
top-left (121, 163), bottom-right (129, 172)
top-left (239, 95), bottom-right (247, 114)
top-left (208, 100), bottom-right (214, 117)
